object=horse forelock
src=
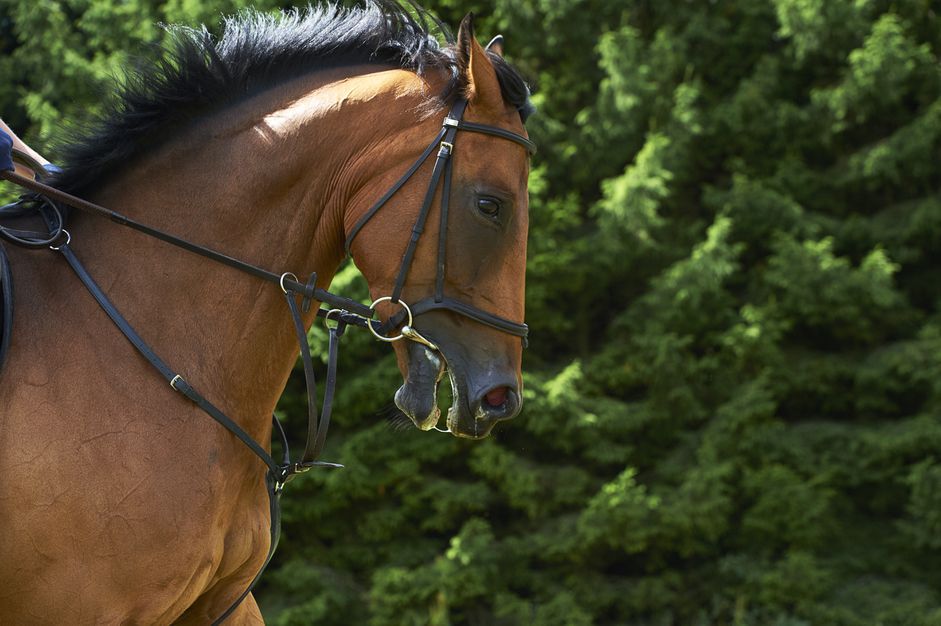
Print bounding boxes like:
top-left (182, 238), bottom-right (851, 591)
top-left (50, 0), bottom-right (534, 199)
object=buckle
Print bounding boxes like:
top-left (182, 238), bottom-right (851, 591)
top-left (275, 460), bottom-right (344, 493)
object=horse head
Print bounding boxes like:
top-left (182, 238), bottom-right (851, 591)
top-left (345, 16), bottom-right (533, 439)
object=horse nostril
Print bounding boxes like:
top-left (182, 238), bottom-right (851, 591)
top-left (484, 386), bottom-right (509, 408)
top-left (477, 386), bottom-right (520, 421)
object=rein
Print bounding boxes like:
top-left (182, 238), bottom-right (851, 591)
top-left (0, 97), bottom-right (534, 622)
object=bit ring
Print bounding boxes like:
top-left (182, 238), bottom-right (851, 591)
top-left (368, 296), bottom-right (413, 342)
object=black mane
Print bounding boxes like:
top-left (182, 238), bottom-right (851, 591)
top-left (53, 1), bottom-right (533, 197)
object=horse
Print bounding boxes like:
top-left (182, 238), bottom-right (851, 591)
top-left (0, 2), bottom-right (534, 622)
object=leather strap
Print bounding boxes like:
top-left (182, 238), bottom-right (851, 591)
top-left (376, 295), bottom-right (528, 342)
top-left (434, 139), bottom-right (453, 302)
top-left (446, 118), bottom-right (537, 154)
top-left (57, 242), bottom-right (283, 473)
top-left (390, 102), bottom-right (464, 304)
top-left (0, 170), bottom-right (372, 319)
top-left (54, 241), bottom-right (343, 622)
top-left (210, 470), bottom-right (282, 626)
top-left (344, 127), bottom-right (447, 255)
top-left (0, 195), bottom-right (65, 248)
top-left (282, 288), bottom-right (346, 472)
top-left (0, 151), bottom-right (355, 623)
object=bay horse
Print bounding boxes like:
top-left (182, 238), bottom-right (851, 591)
top-left (0, 2), bottom-right (533, 623)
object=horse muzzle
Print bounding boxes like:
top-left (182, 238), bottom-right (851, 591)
top-left (394, 337), bottom-right (522, 439)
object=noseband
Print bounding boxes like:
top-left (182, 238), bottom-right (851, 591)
top-left (345, 99), bottom-right (536, 346)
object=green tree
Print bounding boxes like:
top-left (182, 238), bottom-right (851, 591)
top-left (4, 1), bottom-right (941, 624)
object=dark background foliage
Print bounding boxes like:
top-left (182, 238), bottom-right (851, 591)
top-left (3, 0), bottom-right (941, 623)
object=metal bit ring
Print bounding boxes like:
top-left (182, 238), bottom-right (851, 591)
top-left (368, 296), bottom-right (413, 342)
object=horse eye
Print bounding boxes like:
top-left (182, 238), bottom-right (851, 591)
top-left (477, 197), bottom-right (502, 217)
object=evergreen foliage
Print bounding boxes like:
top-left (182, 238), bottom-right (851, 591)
top-left (3, 0), bottom-right (940, 623)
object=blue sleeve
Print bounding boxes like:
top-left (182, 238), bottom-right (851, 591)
top-left (0, 128), bottom-right (13, 172)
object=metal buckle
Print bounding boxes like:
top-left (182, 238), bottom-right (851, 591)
top-left (323, 308), bottom-right (345, 331)
top-left (276, 459), bottom-right (345, 492)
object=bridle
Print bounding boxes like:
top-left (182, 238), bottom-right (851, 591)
top-left (348, 97), bottom-right (536, 347)
top-left (0, 97), bottom-right (535, 622)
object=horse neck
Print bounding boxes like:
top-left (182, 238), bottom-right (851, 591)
top-left (70, 67), bottom-right (434, 438)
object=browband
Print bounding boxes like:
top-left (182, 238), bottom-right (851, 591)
top-left (443, 118), bottom-right (537, 154)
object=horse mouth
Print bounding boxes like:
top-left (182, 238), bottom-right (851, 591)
top-left (394, 344), bottom-right (446, 431)
top-left (393, 342), bottom-right (499, 439)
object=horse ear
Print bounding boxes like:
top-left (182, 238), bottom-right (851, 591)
top-left (485, 35), bottom-right (504, 57)
top-left (456, 14), bottom-right (504, 112)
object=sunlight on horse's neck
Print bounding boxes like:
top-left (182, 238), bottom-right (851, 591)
top-left (259, 68), bottom-right (424, 141)
top-left (82, 66), bottom-right (440, 437)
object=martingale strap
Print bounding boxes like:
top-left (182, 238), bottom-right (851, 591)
top-left (283, 285), bottom-right (346, 469)
top-left (51, 240), bottom-right (342, 624)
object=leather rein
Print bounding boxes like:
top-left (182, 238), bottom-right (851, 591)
top-left (0, 98), bottom-right (534, 622)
